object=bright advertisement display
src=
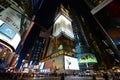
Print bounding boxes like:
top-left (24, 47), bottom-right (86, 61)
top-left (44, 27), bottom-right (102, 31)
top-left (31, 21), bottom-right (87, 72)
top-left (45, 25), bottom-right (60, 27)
top-left (0, 7), bottom-right (22, 33)
top-left (39, 62), bottom-right (44, 69)
top-left (0, 20), bottom-right (21, 49)
top-left (0, 23), bottom-right (16, 39)
top-left (114, 39), bottom-right (120, 45)
top-left (23, 62), bottom-right (28, 68)
top-left (53, 15), bottom-right (74, 39)
top-left (78, 53), bottom-right (98, 63)
top-left (64, 56), bottom-right (79, 70)
top-left (43, 55), bottom-right (64, 73)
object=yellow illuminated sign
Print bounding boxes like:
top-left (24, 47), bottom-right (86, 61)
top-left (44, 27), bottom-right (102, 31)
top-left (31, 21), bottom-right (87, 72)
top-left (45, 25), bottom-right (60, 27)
top-left (0, 42), bottom-right (13, 52)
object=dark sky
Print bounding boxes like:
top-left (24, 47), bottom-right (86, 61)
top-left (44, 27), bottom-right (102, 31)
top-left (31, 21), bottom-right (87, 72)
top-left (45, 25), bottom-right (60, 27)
top-left (33, 0), bottom-right (91, 29)
top-left (34, 0), bottom-right (68, 29)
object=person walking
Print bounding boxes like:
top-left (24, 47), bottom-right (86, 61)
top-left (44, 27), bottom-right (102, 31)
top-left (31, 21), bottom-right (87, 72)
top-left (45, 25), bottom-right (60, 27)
top-left (92, 74), bottom-right (96, 80)
top-left (103, 72), bottom-right (109, 80)
top-left (61, 73), bottom-right (64, 80)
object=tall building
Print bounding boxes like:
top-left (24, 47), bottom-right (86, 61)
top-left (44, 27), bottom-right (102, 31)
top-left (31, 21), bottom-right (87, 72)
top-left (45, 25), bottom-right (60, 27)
top-left (40, 5), bottom-right (98, 73)
top-left (46, 5), bottom-right (75, 56)
top-left (29, 37), bottom-right (44, 66)
top-left (69, 9), bottom-right (98, 69)
top-left (83, 0), bottom-right (120, 66)
top-left (40, 5), bottom-right (79, 73)
top-left (0, 0), bottom-right (26, 67)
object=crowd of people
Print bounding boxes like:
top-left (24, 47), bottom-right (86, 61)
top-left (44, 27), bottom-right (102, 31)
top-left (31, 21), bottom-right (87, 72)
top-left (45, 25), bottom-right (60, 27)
top-left (0, 68), bottom-right (120, 80)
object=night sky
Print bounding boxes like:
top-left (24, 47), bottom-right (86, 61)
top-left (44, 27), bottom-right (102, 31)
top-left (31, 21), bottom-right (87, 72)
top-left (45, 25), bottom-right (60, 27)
top-left (33, 0), bottom-right (91, 29)
top-left (34, 0), bottom-right (69, 29)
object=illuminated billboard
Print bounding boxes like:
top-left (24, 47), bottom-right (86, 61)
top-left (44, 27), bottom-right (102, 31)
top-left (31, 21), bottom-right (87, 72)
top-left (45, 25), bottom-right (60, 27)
top-left (78, 53), bottom-right (97, 63)
top-left (43, 55), bottom-right (64, 73)
top-left (64, 56), bottom-right (79, 70)
top-left (0, 20), bottom-right (21, 49)
top-left (39, 62), bottom-right (44, 69)
top-left (0, 23), bottom-right (16, 39)
top-left (114, 39), bottom-right (120, 45)
top-left (53, 15), bottom-right (74, 40)
top-left (0, 7), bottom-right (23, 33)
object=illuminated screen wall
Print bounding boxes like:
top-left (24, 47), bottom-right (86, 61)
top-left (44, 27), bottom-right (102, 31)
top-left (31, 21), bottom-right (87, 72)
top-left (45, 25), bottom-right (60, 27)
top-left (46, 37), bottom-right (75, 57)
top-left (53, 15), bottom-right (74, 39)
top-left (0, 7), bottom-right (22, 33)
top-left (46, 14), bottom-right (75, 56)
top-left (0, 20), bottom-right (21, 49)
top-left (0, 23), bottom-right (16, 39)
top-left (64, 56), bottom-right (79, 70)
top-left (114, 39), bottom-right (120, 45)
top-left (39, 62), bottom-right (45, 69)
top-left (23, 62), bottom-right (28, 68)
top-left (77, 53), bottom-right (97, 63)
top-left (43, 55), bottom-right (64, 72)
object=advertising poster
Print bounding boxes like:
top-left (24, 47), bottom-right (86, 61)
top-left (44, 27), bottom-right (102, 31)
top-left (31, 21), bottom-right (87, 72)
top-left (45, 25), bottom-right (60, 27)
top-left (78, 53), bottom-right (98, 63)
top-left (0, 7), bottom-right (21, 32)
top-left (44, 55), bottom-right (64, 73)
top-left (64, 56), bottom-right (79, 70)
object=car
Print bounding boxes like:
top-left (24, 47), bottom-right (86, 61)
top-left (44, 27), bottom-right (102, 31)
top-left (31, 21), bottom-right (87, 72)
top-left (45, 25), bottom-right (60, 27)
top-left (85, 70), bottom-right (94, 76)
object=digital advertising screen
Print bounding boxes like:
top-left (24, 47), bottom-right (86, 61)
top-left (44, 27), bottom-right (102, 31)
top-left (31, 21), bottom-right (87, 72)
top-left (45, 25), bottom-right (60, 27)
top-left (114, 39), bottom-right (120, 45)
top-left (0, 20), bottom-right (21, 50)
top-left (39, 62), bottom-right (44, 69)
top-left (64, 56), bottom-right (79, 70)
top-left (78, 53), bottom-right (97, 63)
top-left (0, 7), bottom-right (22, 33)
top-left (53, 15), bottom-right (74, 39)
top-left (44, 55), bottom-right (64, 72)
top-left (23, 62), bottom-right (28, 68)
top-left (0, 23), bottom-right (16, 39)
top-left (0, 32), bottom-right (21, 49)
top-left (34, 65), bottom-right (39, 69)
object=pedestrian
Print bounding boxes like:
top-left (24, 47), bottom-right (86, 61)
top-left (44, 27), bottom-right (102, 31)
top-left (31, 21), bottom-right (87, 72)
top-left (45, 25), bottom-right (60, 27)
top-left (61, 73), bottom-right (64, 80)
top-left (103, 72), bottom-right (109, 80)
top-left (92, 74), bottom-right (96, 80)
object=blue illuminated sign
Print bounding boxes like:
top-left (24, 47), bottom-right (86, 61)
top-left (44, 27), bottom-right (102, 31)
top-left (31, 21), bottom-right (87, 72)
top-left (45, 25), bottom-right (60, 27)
top-left (0, 23), bottom-right (16, 39)
top-left (114, 39), bottom-right (120, 45)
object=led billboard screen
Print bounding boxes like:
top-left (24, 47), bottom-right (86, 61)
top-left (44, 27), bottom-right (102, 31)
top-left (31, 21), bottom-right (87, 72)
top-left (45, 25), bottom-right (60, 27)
top-left (64, 56), bottom-right (79, 70)
top-left (78, 53), bottom-right (97, 63)
top-left (53, 15), bottom-right (74, 39)
top-left (0, 7), bottom-right (21, 32)
top-left (39, 62), bottom-right (44, 69)
top-left (114, 39), bottom-right (120, 45)
top-left (43, 55), bottom-right (64, 73)
top-left (0, 20), bottom-right (21, 49)
top-left (0, 23), bottom-right (16, 39)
